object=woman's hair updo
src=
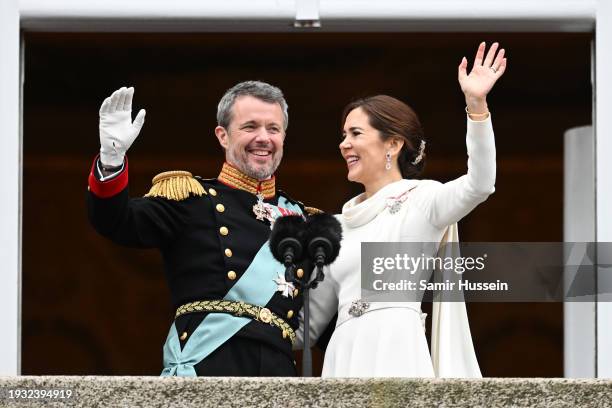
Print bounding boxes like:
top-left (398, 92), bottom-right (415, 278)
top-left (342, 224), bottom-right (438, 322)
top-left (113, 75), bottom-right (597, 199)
top-left (341, 95), bottom-right (426, 178)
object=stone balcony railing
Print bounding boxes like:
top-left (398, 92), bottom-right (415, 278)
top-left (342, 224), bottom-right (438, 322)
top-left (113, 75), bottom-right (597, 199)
top-left (1, 376), bottom-right (611, 407)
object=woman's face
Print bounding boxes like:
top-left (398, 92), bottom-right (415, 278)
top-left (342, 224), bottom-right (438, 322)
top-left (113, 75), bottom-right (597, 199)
top-left (339, 107), bottom-right (390, 185)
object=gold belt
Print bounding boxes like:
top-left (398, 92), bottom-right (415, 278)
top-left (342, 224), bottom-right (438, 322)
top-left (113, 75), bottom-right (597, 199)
top-left (175, 299), bottom-right (296, 344)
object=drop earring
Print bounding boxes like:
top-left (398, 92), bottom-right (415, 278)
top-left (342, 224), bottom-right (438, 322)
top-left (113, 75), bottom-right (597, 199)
top-left (385, 151), bottom-right (392, 170)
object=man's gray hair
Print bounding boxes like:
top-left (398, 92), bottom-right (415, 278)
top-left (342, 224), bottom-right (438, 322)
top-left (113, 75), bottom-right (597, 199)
top-left (217, 80), bottom-right (289, 130)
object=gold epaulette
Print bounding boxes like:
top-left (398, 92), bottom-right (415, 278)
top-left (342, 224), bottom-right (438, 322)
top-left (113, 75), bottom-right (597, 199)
top-left (144, 171), bottom-right (206, 201)
top-left (305, 206), bottom-right (324, 216)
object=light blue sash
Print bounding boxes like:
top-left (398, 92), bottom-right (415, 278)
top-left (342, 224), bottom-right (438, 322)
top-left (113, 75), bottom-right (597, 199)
top-left (161, 197), bottom-right (302, 376)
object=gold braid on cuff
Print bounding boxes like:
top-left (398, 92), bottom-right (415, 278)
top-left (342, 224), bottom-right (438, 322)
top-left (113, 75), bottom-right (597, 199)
top-left (175, 300), bottom-right (296, 344)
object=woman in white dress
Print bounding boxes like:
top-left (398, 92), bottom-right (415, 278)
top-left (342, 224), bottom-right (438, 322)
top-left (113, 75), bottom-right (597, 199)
top-left (300, 42), bottom-right (507, 377)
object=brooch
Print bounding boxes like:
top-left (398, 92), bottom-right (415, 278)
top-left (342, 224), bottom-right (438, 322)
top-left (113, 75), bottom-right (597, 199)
top-left (384, 188), bottom-right (415, 214)
top-left (348, 299), bottom-right (370, 317)
top-left (387, 199), bottom-right (403, 214)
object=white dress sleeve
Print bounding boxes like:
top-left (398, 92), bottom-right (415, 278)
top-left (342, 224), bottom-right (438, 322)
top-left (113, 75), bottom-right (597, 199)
top-left (421, 115), bottom-right (494, 377)
top-left (293, 266), bottom-right (339, 350)
top-left (415, 115), bottom-right (496, 229)
top-left (431, 223), bottom-right (482, 378)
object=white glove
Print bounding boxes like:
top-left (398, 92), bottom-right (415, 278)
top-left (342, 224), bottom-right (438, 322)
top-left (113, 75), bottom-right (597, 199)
top-left (99, 87), bottom-right (146, 167)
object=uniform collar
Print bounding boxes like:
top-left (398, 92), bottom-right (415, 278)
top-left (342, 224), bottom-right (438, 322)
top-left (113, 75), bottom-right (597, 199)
top-left (217, 162), bottom-right (276, 199)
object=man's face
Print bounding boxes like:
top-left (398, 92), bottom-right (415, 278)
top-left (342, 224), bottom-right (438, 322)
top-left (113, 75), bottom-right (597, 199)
top-left (215, 95), bottom-right (285, 180)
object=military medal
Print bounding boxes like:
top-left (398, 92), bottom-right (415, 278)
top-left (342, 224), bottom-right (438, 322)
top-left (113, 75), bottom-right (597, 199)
top-left (273, 272), bottom-right (296, 298)
top-left (253, 193), bottom-right (282, 229)
top-left (253, 193), bottom-right (268, 221)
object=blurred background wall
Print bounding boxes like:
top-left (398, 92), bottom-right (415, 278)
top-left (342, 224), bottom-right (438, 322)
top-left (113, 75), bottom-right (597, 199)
top-left (22, 32), bottom-right (592, 376)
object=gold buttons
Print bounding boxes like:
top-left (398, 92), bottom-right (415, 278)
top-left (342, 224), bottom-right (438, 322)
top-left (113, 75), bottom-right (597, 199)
top-left (282, 330), bottom-right (288, 339)
top-left (179, 332), bottom-right (188, 341)
top-left (209, 188), bottom-right (217, 196)
top-left (296, 268), bottom-right (304, 278)
top-left (227, 270), bottom-right (237, 280)
top-left (219, 226), bottom-right (229, 236)
top-left (287, 310), bottom-right (294, 319)
top-left (293, 289), bottom-right (299, 297)
top-left (216, 203), bottom-right (225, 213)
top-left (225, 248), bottom-right (233, 257)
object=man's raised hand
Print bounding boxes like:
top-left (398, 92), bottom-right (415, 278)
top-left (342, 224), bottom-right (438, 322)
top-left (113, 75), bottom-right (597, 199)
top-left (99, 87), bottom-right (146, 167)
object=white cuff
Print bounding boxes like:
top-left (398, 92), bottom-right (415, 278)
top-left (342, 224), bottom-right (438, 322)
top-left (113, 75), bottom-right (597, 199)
top-left (96, 160), bottom-right (125, 182)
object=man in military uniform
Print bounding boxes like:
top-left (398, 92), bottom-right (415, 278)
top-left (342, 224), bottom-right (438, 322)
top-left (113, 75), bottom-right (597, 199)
top-left (87, 81), bottom-right (315, 376)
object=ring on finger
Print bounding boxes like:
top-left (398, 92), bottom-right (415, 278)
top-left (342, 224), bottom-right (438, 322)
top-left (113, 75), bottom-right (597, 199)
top-left (490, 66), bottom-right (498, 73)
